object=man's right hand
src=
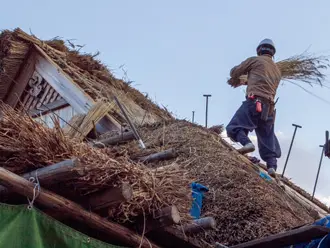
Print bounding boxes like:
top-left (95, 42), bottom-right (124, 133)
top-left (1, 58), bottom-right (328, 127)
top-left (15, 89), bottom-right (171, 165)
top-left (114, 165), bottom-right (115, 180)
top-left (228, 76), bottom-right (247, 88)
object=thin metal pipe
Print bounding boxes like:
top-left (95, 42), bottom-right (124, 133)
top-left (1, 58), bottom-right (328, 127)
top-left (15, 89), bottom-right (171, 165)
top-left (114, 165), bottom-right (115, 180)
top-left (203, 94), bottom-right (211, 128)
top-left (281, 124), bottom-right (302, 177)
top-left (312, 145), bottom-right (325, 200)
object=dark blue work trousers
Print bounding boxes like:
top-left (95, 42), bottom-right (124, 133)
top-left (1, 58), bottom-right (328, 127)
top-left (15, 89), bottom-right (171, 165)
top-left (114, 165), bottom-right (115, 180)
top-left (226, 100), bottom-right (281, 170)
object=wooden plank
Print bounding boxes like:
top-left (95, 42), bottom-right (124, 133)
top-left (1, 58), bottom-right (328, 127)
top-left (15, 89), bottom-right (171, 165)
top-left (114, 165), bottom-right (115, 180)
top-left (63, 102), bottom-right (115, 141)
top-left (247, 159), bottom-right (327, 218)
top-left (25, 95), bottom-right (34, 110)
top-left (37, 83), bottom-right (51, 108)
top-left (20, 93), bottom-right (31, 110)
top-left (283, 184), bottom-right (325, 218)
top-left (253, 161), bottom-right (327, 218)
top-left (87, 183), bottom-right (133, 210)
top-left (29, 98), bottom-right (68, 116)
top-left (0, 166), bottom-right (160, 248)
top-left (136, 206), bottom-right (181, 234)
top-left (230, 225), bottom-right (330, 248)
top-left (93, 131), bottom-right (135, 148)
top-left (43, 87), bottom-right (54, 105)
top-left (30, 97), bottom-right (39, 110)
top-left (50, 91), bottom-right (59, 103)
top-left (280, 180), bottom-right (328, 217)
top-left (0, 159), bottom-right (82, 200)
top-left (4, 49), bottom-right (37, 108)
top-left (33, 45), bottom-right (121, 131)
top-left (34, 52), bottom-right (93, 113)
top-left (183, 217), bottom-right (216, 234)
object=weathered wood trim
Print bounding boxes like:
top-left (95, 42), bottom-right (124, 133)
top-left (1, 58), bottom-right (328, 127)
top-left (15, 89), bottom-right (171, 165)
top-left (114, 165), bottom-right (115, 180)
top-left (33, 45), bottom-right (121, 131)
top-left (4, 48), bottom-right (37, 108)
top-left (0, 167), bottom-right (160, 248)
top-left (34, 52), bottom-right (93, 113)
top-left (29, 98), bottom-right (69, 117)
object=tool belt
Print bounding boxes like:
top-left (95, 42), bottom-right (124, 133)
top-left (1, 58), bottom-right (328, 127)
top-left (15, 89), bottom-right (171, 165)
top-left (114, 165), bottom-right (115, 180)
top-left (247, 94), bottom-right (276, 122)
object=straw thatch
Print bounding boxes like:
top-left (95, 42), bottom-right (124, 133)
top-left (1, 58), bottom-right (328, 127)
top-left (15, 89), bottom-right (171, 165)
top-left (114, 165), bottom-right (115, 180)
top-left (0, 28), bottom-right (173, 126)
top-left (114, 120), bottom-right (319, 246)
top-left (63, 101), bottom-right (115, 141)
top-left (277, 53), bottom-right (329, 86)
top-left (0, 104), bottom-right (192, 222)
top-left (0, 30), bottom-right (30, 98)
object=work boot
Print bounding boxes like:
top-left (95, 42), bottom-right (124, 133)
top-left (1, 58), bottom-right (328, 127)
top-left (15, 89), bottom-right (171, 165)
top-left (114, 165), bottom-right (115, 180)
top-left (267, 168), bottom-right (276, 177)
top-left (237, 143), bottom-right (255, 154)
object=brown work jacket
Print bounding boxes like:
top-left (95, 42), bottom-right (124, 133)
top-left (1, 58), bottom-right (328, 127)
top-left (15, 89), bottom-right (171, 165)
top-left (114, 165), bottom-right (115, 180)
top-left (230, 55), bottom-right (281, 102)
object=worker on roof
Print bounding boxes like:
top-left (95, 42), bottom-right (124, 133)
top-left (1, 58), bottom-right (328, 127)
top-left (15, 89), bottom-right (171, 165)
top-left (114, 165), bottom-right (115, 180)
top-left (226, 39), bottom-right (282, 177)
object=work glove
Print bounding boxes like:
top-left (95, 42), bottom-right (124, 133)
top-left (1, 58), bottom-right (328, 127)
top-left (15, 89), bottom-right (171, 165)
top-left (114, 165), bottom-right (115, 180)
top-left (227, 75), bottom-right (247, 88)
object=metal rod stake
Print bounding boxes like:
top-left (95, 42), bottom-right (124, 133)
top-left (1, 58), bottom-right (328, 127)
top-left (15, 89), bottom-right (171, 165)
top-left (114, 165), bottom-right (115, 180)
top-left (281, 123), bottom-right (302, 177)
top-left (312, 145), bottom-right (325, 200)
top-left (203, 94), bottom-right (212, 128)
top-left (114, 96), bottom-right (146, 149)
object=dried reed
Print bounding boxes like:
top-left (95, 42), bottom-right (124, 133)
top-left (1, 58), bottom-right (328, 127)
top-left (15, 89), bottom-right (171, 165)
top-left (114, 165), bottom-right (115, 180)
top-left (120, 121), bottom-right (317, 246)
top-left (277, 53), bottom-right (330, 86)
top-left (0, 104), bottom-right (191, 222)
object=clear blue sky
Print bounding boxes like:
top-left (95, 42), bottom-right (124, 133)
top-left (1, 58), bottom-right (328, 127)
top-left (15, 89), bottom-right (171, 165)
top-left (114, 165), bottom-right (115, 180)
top-left (2, 0), bottom-right (330, 203)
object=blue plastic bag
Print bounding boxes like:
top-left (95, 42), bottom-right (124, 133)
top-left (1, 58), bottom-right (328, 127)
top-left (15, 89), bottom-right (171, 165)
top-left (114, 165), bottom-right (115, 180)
top-left (259, 171), bottom-right (272, 181)
top-left (190, 182), bottom-right (209, 219)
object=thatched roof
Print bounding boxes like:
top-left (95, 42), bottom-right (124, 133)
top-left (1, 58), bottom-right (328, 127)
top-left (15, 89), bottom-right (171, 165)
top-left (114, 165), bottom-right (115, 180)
top-left (1, 28), bottom-right (329, 247)
top-left (113, 120), bottom-right (329, 246)
top-left (0, 28), bottom-right (173, 125)
top-left (0, 104), bottom-right (191, 223)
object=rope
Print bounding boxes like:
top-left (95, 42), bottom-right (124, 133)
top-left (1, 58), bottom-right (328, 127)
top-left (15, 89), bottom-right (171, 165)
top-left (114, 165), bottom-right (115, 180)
top-left (27, 169), bottom-right (40, 210)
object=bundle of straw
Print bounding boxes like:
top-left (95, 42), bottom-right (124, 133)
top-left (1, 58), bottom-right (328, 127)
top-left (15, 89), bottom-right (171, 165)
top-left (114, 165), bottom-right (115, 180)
top-left (277, 53), bottom-right (330, 86)
top-left (0, 104), bottom-right (192, 222)
top-left (228, 53), bottom-right (330, 88)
